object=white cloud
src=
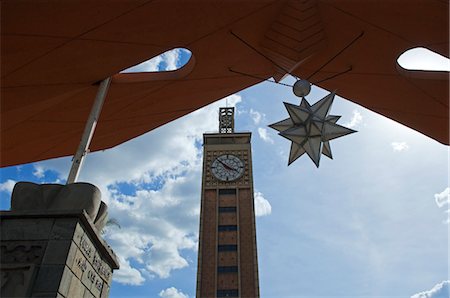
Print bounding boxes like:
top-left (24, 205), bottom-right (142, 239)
top-left (104, 172), bottom-right (199, 280)
top-left (113, 256), bottom-right (146, 285)
top-left (391, 141), bottom-right (409, 152)
top-left (344, 109), bottom-right (363, 128)
top-left (0, 179), bottom-right (16, 194)
top-left (123, 55), bottom-right (163, 73)
top-left (258, 127), bottom-right (274, 144)
top-left (33, 165), bottom-right (45, 178)
top-left (411, 280), bottom-right (449, 298)
top-left (122, 48), bottom-right (182, 73)
top-left (443, 210), bottom-right (450, 225)
top-left (161, 49), bottom-right (181, 71)
top-left (434, 187), bottom-right (449, 208)
top-left (254, 191), bottom-right (272, 217)
top-left (249, 109), bottom-right (263, 125)
top-left (434, 187), bottom-right (450, 224)
top-left (159, 287), bottom-right (189, 298)
top-left (32, 94), bottom-right (242, 285)
top-left (219, 94), bottom-right (241, 107)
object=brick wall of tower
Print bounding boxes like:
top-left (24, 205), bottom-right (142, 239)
top-left (197, 132), bottom-right (259, 298)
top-left (218, 251), bottom-right (237, 266)
top-left (198, 189), bottom-right (217, 298)
top-left (217, 192), bottom-right (239, 294)
top-left (238, 188), bottom-right (259, 298)
top-left (218, 212), bottom-right (237, 225)
top-left (217, 273), bottom-right (239, 290)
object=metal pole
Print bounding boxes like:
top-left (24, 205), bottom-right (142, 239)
top-left (67, 77), bottom-right (111, 184)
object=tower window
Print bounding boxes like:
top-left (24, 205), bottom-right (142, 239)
top-left (218, 245), bottom-right (238, 251)
top-left (217, 289), bottom-right (239, 297)
top-left (219, 189), bottom-right (236, 195)
top-left (218, 225), bottom-right (238, 232)
top-left (219, 206), bottom-right (237, 213)
top-left (217, 266), bottom-right (238, 273)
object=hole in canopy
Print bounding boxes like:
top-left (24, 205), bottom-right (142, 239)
top-left (397, 47), bottom-right (449, 71)
top-left (121, 48), bottom-right (192, 73)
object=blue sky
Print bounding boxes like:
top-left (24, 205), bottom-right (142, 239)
top-left (0, 48), bottom-right (449, 298)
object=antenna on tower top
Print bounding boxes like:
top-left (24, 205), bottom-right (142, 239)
top-left (219, 107), bottom-right (234, 133)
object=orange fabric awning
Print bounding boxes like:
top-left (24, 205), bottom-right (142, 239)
top-left (1, 0), bottom-right (448, 167)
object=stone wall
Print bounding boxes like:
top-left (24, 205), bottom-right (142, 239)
top-left (0, 210), bottom-right (119, 298)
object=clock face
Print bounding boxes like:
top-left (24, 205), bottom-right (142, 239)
top-left (211, 154), bottom-right (244, 181)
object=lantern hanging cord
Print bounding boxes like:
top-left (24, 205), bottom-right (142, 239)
top-left (230, 30), bottom-right (297, 79)
top-left (306, 31), bottom-right (364, 80)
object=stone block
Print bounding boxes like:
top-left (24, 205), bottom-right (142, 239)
top-left (51, 218), bottom-right (79, 240)
top-left (67, 276), bottom-right (85, 298)
top-left (92, 252), bottom-right (112, 285)
top-left (90, 275), bottom-right (103, 297)
top-left (81, 261), bottom-right (95, 289)
top-left (72, 222), bottom-right (85, 245)
top-left (1, 210), bottom-right (119, 298)
top-left (42, 240), bottom-right (72, 264)
top-left (84, 289), bottom-right (95, 298)
top-left (72, 249), bottom-right (87, 280)
top-left (0, 264), bottom-right (36, 297)
top-left (1, 241), bottom-right (46, 264)
top-left (102, 259), bottom-right (113, 285)
top-left (33, 265), bottom-right (64, 293)
top-left (76, 232), bottom-right (95, 264)
top-left (1, 218), bottom-right (54, 240)
top-left (58, 267), bottom-right (74, 297)
top-left (31, 292), bottom-right (58, 297)
top-left (66, 240), bottom-right (78, 268)
top-left (100, 284), bottom-right (110, 298)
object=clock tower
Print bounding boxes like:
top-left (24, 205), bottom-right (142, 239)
top-left (196, 107), bottom-right (259, 298)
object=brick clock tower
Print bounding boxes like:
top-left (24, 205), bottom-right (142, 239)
top-left (196, 107), bottom-right (259, 298)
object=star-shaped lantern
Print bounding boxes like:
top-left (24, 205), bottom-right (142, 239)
top-left (269, 81), bottom-right (356, 167)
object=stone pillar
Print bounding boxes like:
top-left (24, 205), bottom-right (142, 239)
top-left (0, 210), bottom-right (119, 298)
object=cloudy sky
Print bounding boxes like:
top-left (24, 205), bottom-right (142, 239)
top-left (0, 48), bottom-right (448, 298)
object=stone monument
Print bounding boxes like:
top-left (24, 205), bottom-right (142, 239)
top-left (1, 182), bottom-right (119, 297)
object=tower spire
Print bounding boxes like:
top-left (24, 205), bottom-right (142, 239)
top-left (219, 107), bottom-right (235, 133)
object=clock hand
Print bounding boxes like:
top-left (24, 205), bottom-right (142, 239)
top-left (218, 160), bottom-right (238, 172)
